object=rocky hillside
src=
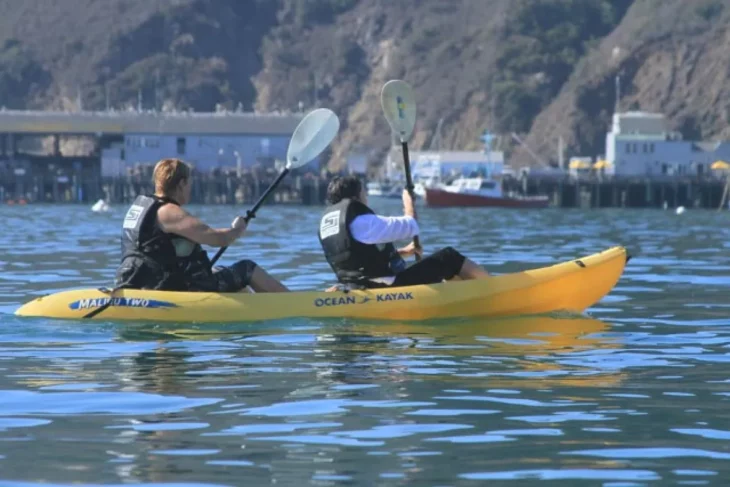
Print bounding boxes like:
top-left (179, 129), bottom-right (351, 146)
top-left (0, 0), bottom-right (728, 170)
top-left (515, 0), bottom-right (730, 166)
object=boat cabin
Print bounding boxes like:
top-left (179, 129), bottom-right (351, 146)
top-left (442, 177), bottom-right (503, 198)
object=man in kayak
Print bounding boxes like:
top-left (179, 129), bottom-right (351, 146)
top-left (114, 158), bottom-right (289, 293)
top-left (318, 175), bottom-right (489, 289)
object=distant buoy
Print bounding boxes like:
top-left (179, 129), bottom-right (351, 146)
top-left (676, 206), bottom-right (685, 215)
top-left (91, 199), bottom-right (111, 213)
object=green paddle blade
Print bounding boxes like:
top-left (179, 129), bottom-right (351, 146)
top-left (381, 79), bottom-right (417, 142)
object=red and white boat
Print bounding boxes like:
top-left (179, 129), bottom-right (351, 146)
top-left (424, 177), bottom-right (550, 208)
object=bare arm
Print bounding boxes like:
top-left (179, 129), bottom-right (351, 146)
top-left (157, 204), bottom-right (244, 247)
top-left (402, 189), bottom-right (416, 218)
top-left (400, 189), bottom-right (419, 253)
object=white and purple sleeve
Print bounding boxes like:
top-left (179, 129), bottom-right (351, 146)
top-left (349, 214), bottom-right (420, 244)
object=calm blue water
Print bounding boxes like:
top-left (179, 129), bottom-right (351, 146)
top-left (1, 200), bottom-right (730, 486)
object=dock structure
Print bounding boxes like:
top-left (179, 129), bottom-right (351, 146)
top-left (100, 168), bottom-right (328, 206)
top-left (0, 109), bottom-right (313, 204)
top-left (505, 174), bottom-right (728, 210)
top-left (0, 109), bottom-right (302, 135)
top-left (2, 108), bottom-right (730, 209)
top-left (495, 108), bottom-right (730, 210)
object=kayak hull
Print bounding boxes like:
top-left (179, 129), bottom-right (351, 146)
top-left (14, 246), bottom-right (629, 323)
top-left (425, 187), bottom-right (550, 208)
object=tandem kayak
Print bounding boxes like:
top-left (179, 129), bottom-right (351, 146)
top-left (14, 246), bottom-right (629, 323)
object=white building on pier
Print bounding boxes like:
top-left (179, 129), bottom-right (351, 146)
top-left (96, 110), bottom-right (306, 177)
top-left (382, 149), bottom-right (505, 181)
top-left (606, 111), bottom-right (730, 177)
top-left (0, 109), bottom-right (307, 177)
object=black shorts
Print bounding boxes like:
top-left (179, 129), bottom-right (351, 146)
top-left (390, 247), bottom-right (466, 287)
top-left (189, 259), bottom-right (258, 292)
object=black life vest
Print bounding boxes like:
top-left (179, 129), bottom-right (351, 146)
top-left (114, 194), bottom-right (212, 290)
top-left (318, 198), bottom-right (406, 286)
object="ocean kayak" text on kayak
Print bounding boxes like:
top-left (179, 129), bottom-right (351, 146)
top-left (314, 292), bottom-right (414, 307)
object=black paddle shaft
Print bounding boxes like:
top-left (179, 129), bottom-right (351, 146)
top-left (400, 140), bottom-right (422, 261)
top-left (82, 288), bottom-right (118, 319)
top-left (210, 167), bottom-right (290, 266)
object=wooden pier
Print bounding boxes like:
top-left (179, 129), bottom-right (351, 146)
top-left (506, 174), bottom-right (729, 210)
top-left (102, 171), bottom-right (328, 206)
top-left (0, 156), bottom-right (329, 206)
top-left (2, 154), bottom-right (729, 210)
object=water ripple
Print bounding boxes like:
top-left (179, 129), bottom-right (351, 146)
top-left (1, 205), bottom-right (730, 483)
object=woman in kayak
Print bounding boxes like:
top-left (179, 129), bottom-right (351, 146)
top-left (318, 175), bottom-right (490, 289)
top-left (114, 158), bottom-right (289, 293)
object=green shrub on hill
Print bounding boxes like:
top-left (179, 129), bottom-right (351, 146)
top-left (0, 39), bottom-right (50, 109)
top-left (493, 0), bottom-right (633, 133)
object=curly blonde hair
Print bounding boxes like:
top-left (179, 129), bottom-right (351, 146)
top-left (153, 158), bottom-right (191, 195)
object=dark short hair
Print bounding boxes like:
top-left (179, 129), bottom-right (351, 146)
top-left (326, 176), bottom-right (362, 205)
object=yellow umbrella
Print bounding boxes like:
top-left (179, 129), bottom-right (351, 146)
top-left (714, 161), bottom-right (730, 211)
top-left (569, 160), bottom-right (591, 169)
top-left (593, 159), bottom-right (612, 169)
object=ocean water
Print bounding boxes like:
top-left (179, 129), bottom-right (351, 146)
top-left (0, 199), bottom-right (729, 486)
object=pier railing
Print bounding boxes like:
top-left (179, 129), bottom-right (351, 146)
top-left (0, 168), bottom-right (331, 206)
top-left (2, 166), bottom-right (729, 209)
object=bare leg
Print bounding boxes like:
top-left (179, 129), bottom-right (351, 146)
top-left (458, 258), bottom-right (490, 280)
top-left (248, 267), bottom-right (289, 293)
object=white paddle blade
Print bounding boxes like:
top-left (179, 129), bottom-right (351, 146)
top-left (286, 108), bottom-right (340, 169)
top-left (380, 79), bottom-right (416, 142)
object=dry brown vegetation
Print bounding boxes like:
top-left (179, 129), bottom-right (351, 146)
top-left (1, 0), bottom-right (728, 169)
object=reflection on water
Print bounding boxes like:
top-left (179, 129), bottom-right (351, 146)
top-left (1, 203), bottom-right (730, 484)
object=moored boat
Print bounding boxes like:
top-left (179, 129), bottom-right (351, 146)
top-left (425, 177), bottom-right (549, 208)
top-left (366, 181), bottom-right (403, 199)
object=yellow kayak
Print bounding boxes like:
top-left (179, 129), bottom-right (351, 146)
top-left (14, 246), bottom-right (629, 323)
